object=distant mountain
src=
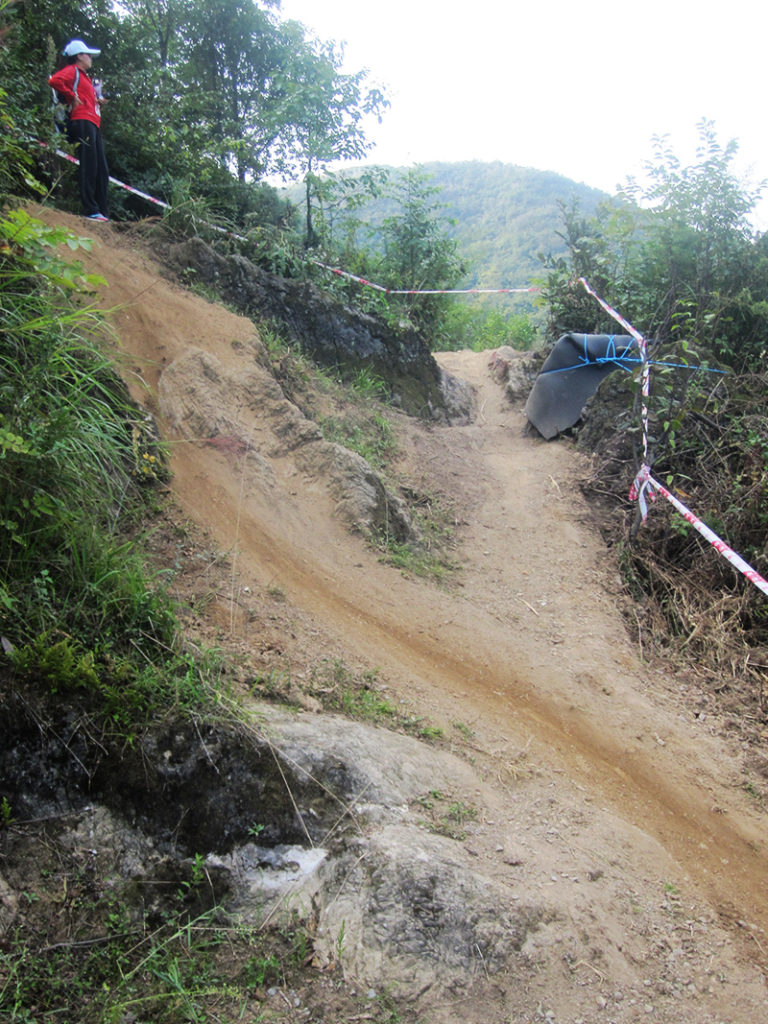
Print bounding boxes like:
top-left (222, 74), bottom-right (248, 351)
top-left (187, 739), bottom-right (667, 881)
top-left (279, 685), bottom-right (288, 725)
top-left (416, 161), bottom-right (607, 290)
top-left (295, 161), bottom-right (608, 294)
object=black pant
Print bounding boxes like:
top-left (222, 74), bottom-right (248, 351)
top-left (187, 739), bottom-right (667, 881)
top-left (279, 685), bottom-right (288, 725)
top-left (68, 119), bottom-right (109, 218)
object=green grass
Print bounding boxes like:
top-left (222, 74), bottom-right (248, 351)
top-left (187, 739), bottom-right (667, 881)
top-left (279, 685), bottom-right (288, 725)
top-left (0, 898), bottom-right (312, 1024)
top-left (413, 792), bottom-right (478, 841)
top-left (452, 720), bottom-right (475, 740)
top-left (377, 537), bottom-right (453, 581)
top-left (349, 367), bottom-right (391, 401)
top-left (320, 411), bottom-right (396, 468)
top-left (310, 658), bottom-right (397, 724)
top-left (375, 487), bottom-right (458, 581)
top-left (307, 658), bottom-right (444, 742)
top-left (0, 207), bottom-right (208, 744)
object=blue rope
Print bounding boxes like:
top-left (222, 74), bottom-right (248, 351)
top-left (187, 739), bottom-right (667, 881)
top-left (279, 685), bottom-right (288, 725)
top-left (540, 353), bottom-right (727, 377)
top-left (584, 334), bottom-right (637, 364)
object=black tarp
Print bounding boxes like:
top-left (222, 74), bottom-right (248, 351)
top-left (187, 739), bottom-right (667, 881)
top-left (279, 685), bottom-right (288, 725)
top-left (524, 333), bottom-right (638, 439)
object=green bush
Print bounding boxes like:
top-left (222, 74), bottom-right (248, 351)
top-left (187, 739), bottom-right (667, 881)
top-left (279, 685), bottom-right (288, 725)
top-left (0, 90), bottom-right (187, 731)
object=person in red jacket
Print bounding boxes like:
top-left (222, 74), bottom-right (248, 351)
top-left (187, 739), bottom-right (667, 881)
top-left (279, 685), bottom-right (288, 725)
top-left (49, 39), bottom-right (110, 222)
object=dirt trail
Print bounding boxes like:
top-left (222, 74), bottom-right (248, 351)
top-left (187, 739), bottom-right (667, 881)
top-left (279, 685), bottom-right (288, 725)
top-left (36, 207), bottom-right (768, 1015)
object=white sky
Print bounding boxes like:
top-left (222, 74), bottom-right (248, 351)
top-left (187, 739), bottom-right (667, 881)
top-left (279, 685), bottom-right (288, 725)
top-left (278, 0), bottom-right (768, 225)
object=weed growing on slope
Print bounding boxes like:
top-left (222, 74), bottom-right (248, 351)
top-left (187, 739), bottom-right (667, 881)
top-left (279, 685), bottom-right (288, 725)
top-left (412, 792), bottom-right (479, 841)
top-left (349, 367), bottom-right (391, 401)
top-left (0, 864), bottom-right (302, 1023)
top-left (377, 536), bottom-right (452, 581)
top-left (309, 658), bottom-right (398, 725)
top-left (376, 487), bottom-right (458, 582)
top-left (308, 658), bottom-right (445, 742)
top-left (0, 208), bottom-right (178, 686)
top-left (320, 411), bottom-right (396, 468)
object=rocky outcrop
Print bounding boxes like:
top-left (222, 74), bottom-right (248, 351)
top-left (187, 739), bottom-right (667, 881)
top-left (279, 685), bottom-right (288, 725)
top-left (158, 343), bottom-right (414, 543)
top-left (166, 238), bottom-right (474, 423)
top-left (486, 345), bottom-right (542, 403)
top-left (0, 689), bottom-right (545, 1001)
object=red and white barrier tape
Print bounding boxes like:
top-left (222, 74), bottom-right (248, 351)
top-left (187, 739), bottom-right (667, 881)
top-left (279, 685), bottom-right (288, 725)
top-left (53, 148), bottom-right (535, 292)
top-left (56, 148), bottom-right (171, 210)
top-left (582, 279), bottom-right (768, 599)
top-left (631, 467), bottom-right (768, 597)
top-left (580, 277), bottom-right (651, 465)
top-left (54, 147), bottom-right (249, 240)
top-left (579, 277), bottom-right (646, 345)
top-left (313, 260), bottom-right (539, 296)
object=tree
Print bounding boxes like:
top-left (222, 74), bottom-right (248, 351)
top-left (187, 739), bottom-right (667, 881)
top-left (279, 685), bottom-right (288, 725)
top-left (178, 0), bottom-right (287, 181)
top-left (377, 167), bottom-right (465, 335)
top-left (542, 121), bottom-right (767, 370)
top-left (302, 165), bottom-right (390, 262)
top-left (118, 0), bottom-right (194, 69)
top-left (273, 25), bottom-right (389, 246)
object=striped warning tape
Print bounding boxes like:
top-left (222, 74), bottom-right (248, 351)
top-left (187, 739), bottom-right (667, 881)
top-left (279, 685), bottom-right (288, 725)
top-left (581, 279), bottom-right (768, 599)
top-left (312, 260), bottom-right (539, 296)
top-left (580, 277), bottom-right (652, 468)
top-left (53, 147), bottom-right (249, 241)
top-left (56, 147), bottom-right (170, 210)
top-left (52, 147), bottom-right (536, 293)
top-left (632, 467), bottom-right (768, 598)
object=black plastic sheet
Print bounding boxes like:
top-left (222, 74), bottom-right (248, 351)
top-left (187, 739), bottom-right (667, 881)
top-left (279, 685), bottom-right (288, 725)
top-left (525, 333), bottom-right (638, 439)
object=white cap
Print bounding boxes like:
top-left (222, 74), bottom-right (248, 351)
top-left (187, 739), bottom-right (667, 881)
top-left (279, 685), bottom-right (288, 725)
top-left (62, 39), bottom-right (101, 57)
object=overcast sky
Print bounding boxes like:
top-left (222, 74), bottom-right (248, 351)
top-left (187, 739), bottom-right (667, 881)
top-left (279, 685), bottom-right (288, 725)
top-left (278, 0), bottom-right (768, 224)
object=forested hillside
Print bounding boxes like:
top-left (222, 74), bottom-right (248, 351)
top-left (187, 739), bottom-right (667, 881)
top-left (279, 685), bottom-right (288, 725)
top-left (427, 161), bottom-right (606, 287)
top-left (289, 160), bottom-right (607, 346)
top-left (339, 161), bottom-right (607, 290)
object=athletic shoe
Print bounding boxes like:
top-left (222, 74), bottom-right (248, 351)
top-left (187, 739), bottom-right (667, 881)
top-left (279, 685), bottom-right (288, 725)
top-left (86, 213), bottom-right (109, 222)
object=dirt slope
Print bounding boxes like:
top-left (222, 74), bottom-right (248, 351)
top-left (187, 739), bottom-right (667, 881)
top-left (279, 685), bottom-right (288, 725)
top-left (35, 207), bottom-right (768, 1021)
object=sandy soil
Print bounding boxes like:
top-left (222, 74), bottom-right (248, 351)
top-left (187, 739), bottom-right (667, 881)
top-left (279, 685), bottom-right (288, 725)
top-left (33, 206), bottom-right (768, 1022)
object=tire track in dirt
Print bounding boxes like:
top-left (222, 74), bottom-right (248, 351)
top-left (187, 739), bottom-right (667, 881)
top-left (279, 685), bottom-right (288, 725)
top-left (171, 440), bottom-right (768, 954)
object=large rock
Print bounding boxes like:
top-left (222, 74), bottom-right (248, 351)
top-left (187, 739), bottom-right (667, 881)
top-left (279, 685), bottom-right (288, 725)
top-left (312, 825), bottom-right (544, 998)
top-left (203, 708), bottom-right (546, 997)
top-left (1, 688), bottom-right (544, 1000)
top-left (158, 344), bottom-right (414, 542)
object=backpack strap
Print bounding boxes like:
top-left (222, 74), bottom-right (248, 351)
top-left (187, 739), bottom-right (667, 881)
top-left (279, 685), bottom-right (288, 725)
top-left (51, 66), bottom-right (81, 133)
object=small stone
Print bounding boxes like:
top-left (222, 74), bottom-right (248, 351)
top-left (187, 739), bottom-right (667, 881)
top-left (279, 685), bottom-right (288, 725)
top-left (504, 849), bottom-right (525, 866)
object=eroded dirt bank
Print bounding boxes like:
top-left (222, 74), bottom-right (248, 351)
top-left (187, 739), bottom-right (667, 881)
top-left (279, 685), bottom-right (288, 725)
top-left (30, 206), bottom-right (768, 1022)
